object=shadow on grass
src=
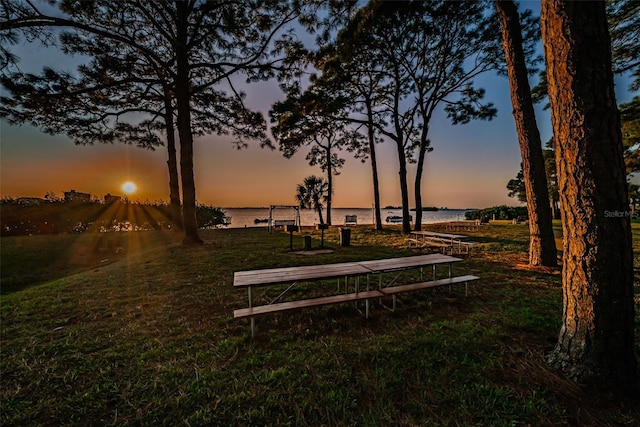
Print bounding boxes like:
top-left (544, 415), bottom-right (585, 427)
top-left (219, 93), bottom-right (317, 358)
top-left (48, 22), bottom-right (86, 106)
top-left (1, 231), bottom-right (178, 295)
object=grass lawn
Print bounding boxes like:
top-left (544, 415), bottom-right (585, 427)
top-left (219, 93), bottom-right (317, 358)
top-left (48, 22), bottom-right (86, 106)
top-left (1, 222), bottom-right (639, 426)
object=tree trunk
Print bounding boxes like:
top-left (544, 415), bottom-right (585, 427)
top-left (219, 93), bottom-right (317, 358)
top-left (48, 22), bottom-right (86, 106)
top-left (497, 0), bottom-right (557, 267)
top-left (413, 145), bottom-right (427, 232)
top-left (163, 90), bottom-right (183, 231)
top-left (552, 198), bottom-right (561, 220)
top-left (314, 193), bottom-right (324, 225)
top-left (542, 0), bottom-right (637, 390)
top-left (366, 102), bottom-right (383, 230)
top-left (175, 1), bottom-right (202, 245)
top-left (389, 66), bottom-right (412, 234)
top-left (396, 139), bottom-right (411, 234)
top-left (325, 145), bottom-right (332, 226)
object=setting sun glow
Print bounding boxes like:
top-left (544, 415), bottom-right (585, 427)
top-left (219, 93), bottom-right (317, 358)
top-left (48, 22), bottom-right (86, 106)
top-left (122, 181), bottom-right (137, 194)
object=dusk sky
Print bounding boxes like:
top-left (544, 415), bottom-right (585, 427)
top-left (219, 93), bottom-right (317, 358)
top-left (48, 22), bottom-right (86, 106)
top-left (1, 2), bottom-right (637, 209)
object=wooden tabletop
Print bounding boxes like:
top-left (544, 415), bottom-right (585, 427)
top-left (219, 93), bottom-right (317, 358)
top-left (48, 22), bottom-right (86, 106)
top-left (410, 231), bottom-right (468, 240)
top-left (233, 261), bottom-right (371, 287)
top-left (234, 254), bottom-right (462, 287)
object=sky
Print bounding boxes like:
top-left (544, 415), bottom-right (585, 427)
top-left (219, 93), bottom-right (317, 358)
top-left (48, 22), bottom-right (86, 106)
top-left (1, 2), bottom-right (637, 209)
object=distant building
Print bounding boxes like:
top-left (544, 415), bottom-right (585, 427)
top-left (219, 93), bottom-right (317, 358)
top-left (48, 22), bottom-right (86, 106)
top-left (64, 190), bottom-right (91, 204)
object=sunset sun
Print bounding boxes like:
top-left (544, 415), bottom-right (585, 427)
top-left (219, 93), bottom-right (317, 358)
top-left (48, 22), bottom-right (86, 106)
top-left (122, 181), bottom-right (137, 194)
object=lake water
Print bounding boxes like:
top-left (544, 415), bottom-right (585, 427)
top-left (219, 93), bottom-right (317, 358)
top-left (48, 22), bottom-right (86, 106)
top-left (221, 207), bottom-right (470, 228)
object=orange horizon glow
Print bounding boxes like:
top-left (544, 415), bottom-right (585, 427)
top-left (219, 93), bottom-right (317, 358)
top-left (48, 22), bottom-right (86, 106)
top-left (0, 128), bottom-right (522, 209)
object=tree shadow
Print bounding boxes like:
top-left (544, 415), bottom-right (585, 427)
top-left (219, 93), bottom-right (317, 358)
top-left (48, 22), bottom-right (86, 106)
top-left (1, 231), bottom-right (177, 295)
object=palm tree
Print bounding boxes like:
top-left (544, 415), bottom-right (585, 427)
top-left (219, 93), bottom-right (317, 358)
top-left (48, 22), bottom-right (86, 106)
top-left (295, 176), bottom-right (329, 225)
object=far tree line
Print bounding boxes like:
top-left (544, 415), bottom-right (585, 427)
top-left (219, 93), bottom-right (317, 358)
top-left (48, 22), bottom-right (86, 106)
top-left (0, 194), bottom-right (228, 236)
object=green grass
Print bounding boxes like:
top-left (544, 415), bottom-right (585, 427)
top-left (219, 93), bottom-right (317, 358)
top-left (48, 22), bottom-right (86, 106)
top-left (1, 223), bottom-right (639, 426)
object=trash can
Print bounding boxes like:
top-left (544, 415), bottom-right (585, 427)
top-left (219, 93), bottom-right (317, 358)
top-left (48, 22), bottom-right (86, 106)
top-left (304, 235), bottom-right (312, 251)
top-left (340, 227), bottom-right (351, 247)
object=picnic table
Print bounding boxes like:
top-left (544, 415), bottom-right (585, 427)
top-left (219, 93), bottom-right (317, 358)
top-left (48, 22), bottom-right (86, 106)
top-left (233, 254), bottom-right (479, 336)
top-left (445, 220), bottom-right (480, 232)
top-left (408, 231), bottom-right (478, 254)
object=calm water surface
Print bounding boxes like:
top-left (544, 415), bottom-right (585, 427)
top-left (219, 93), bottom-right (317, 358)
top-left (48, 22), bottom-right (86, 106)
top-left (222, 207), bottom-right (470, 228)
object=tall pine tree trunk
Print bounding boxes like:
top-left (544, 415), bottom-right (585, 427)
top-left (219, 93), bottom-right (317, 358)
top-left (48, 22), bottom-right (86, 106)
top-left (366, 101), bottom-right (383, 230)
top-left (325, 145), bottom-right (332, 226)
top-left (542, 0), bottom-right (637, 390)
top-left (413, 117), bottom-right (432, 233)
top-left (396, 139), bottom-right (412, 234)
top-left (413, 142), bottom-right (428, 232)
top-left (175, 1), bottom-right (202, 245)
top-left (163, 90), bottom-right (183, 231)
top-left (496, 0), bottom-right (557, 267)
top-left (390, 73), bottom-right (412, 234)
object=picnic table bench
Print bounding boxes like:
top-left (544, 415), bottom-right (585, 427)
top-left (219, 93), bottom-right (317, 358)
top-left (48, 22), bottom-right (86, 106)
top-left (233, 254), bottom-right (479, 336)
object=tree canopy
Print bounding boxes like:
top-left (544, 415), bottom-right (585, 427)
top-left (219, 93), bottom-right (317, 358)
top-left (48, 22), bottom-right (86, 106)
top-left (620, 96), bottom-right (640, 174)
top-left (1, 0), bottom-right (309, 243)
top-left (302, 0), bottom-right (505, 233)
top-left (607, 0), bottom-right (640, 91)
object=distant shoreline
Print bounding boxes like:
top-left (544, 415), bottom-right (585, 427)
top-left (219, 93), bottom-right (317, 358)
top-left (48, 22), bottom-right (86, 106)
top-left (221, 206), bottom-right (475, 210)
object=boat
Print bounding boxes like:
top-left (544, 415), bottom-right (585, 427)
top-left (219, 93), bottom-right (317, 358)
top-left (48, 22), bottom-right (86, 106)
top-left (410, 206), bottom-right (438, 212)
top-left (385, 215), bottom-right (413, 223)
top-left (253, 218), bottom-right (269, 224)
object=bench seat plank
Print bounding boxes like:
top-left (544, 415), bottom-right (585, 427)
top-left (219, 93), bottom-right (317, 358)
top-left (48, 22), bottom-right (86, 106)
top-left (380, 275), bottom-right (480, 295)
top-left (234, 290), bottom-right (384, 318)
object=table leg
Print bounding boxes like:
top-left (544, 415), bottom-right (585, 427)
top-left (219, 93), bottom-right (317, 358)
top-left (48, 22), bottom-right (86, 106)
top-left (354, 276), bottom-right (360, 311)
top-left (365, 274), bottom-right (370, 318)
top-left (248, 286), bottom-right (255, 337)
